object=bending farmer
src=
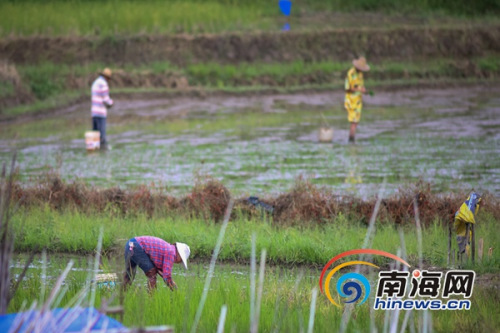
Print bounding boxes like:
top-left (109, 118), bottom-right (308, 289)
top-left (344, 56), bottom-right (370, 143)
top-left (123, 236), bottom-right (190, 291)
top-left (91, 68), bottom-right (114, 147)
top-left (454, 192), bottom-right (482, 258)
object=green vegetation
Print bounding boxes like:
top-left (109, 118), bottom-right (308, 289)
top-left (0, 1), bottom-right (271, 37)
top-left (7, 259), bottom-right (499, 332)
top-left (11, 207), bottom-right (499, 271)
top-left (0, 81), bottom-right (14, 98)
top-left (3, 56), bottom-right (499, 117)
top-left (1, 0), bottom-right (498, 38)
top-left (305, 0), bottom-right (500, 15)
top-left (186, 57), bottom-right (500, 86)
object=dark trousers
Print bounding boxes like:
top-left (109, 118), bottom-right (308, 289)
top-left (92, 116), bottom-right (107, 145)
top-left (124, 238), bottom-right (156, 281)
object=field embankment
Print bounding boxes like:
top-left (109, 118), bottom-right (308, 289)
top-left (1, 0), bottom-right (500, 114)
top-left (2, 25), bottom-right (500, 114)
top-left (9, 177), bottom-right (500, 272)
top-left (10, 175), bottom-right (500, 226)
top-left (2, 26), bottom-right (499, 66)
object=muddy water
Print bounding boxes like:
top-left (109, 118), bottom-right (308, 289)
top-left (1, 86), bottom-right (499, 198)
top-left (9, 254), bottom-right (315, 288)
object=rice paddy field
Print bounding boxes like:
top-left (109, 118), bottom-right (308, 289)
top-left (1, 1), bottom-right (500, 332)
top-left (7, 256), bottom-right (500, 332)
top-left (2, 84), bottom-right (500, 332)
top-left (1, 86), bottom-right (499, 198)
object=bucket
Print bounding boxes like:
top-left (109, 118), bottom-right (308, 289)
top-left (318, 127), bottom-right (334, 143)
top-left (85, 131), bottom-right (100, 151)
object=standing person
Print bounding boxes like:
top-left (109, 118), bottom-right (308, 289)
top-left (123, 236), bottom-right (190, 292)
top-left (91, 68), bottom-right (113, 148)
top-left (344, 56), bottom-right (370, 143)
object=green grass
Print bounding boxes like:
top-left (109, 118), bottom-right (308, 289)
top-left (186, 57), bottom-right (500, 87)
top-left (8, 263), bottom-right (500, 332)
top-left (7, 227), bottom-right (500, 332)
top-left (8, 260), bottom-right (498, 332)
top-left (11, 207), bottom-right (500, 271)
top-left (0, 1), bottom-right (272, 37)
top-left (1, 0), bottom-right (498, 38)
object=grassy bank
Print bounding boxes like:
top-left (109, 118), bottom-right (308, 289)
top-left (11, 206), bottom-right (499, 272)
top-left (1, 0), bottom-right (498, 38)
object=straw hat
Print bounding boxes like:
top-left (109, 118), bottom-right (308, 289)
top-left (101, 68), bottom-right (112, 79)
top-left (176, 243), bottom-right (191, 269)
top-left (352, 57), bottom-right (370, 72)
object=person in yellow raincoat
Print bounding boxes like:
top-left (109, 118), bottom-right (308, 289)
top-left (454, 192), bottom-right (482, 257)
top-left (344, 56), bottom-right (370, 143)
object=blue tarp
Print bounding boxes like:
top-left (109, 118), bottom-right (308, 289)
top-left (0, 307), bottom-right (124, 332)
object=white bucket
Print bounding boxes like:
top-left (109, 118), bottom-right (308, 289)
top-left (318, 127), bottom-right (334, 143)
top-left (85, 131), bottom-right (101, 151)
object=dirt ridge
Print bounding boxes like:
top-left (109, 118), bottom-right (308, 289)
top-left (2, 26), bottom-right (500, 66)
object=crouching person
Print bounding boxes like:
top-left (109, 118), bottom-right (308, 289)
top-left (453, 192), bottom-right (482, 260)
top-left (123, 236), bottom-right (190, 292)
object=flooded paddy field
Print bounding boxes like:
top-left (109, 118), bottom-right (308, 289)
top-left (1, 86), bottom-right (499, 198)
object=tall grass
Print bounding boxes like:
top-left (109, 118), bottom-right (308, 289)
top-left (10, 207), bottom-right (500, 272)
top-left (0, 1), bottom-right (271, 37)
top-left (0, 0), bottom-right (497, 38)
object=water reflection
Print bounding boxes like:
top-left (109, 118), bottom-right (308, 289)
top-left (344, 145), bottom-right (363, 192)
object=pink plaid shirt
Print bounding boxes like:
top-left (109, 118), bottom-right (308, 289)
top-left (91, 76), bottom-right (113, 117)
top-left (136, 236), bottom-right (176, 284)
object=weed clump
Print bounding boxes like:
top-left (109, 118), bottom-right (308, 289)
top-left (272, 176), bottom-right (332, 225)
top-left (180, 177), bottom-right (230, 222)
top-left (13, 171), bottom-right (180, 218)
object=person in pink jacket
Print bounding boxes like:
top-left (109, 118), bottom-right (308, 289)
top-left (90, 68), bottom-right (114, 147)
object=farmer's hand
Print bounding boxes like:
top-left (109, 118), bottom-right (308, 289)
top-left (360, 86), bottom-right (366, 94)
top-left (167, 280), bottom-right (177, 291)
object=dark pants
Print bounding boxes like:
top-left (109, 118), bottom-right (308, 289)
top-left (92, 116), bottom-right (107, 145)
top-left (124, 238), bottom-right (155, 282)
